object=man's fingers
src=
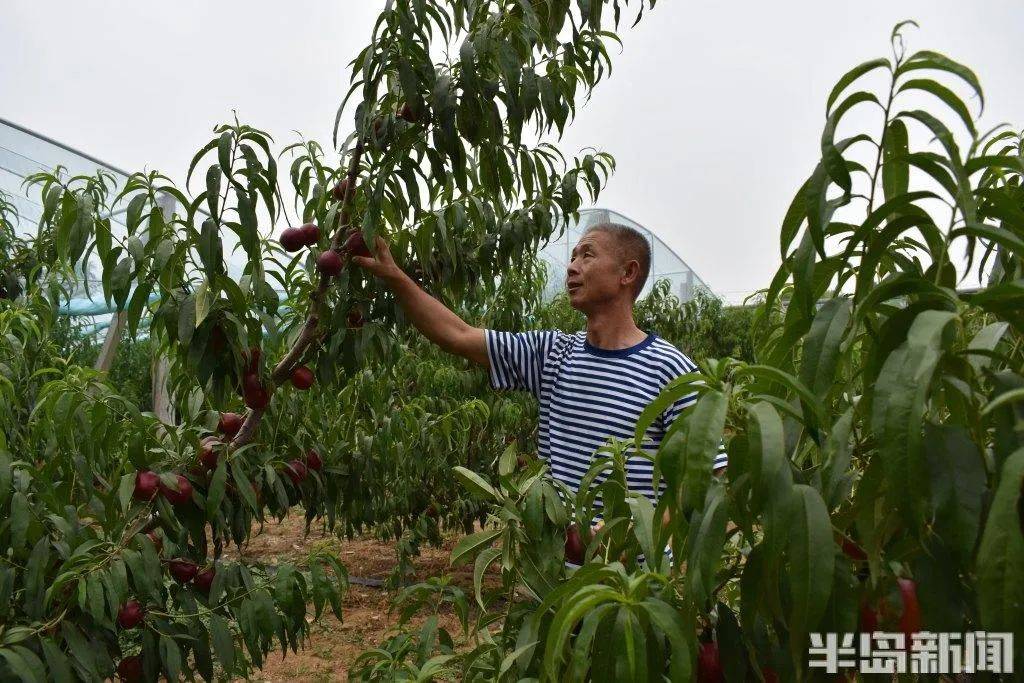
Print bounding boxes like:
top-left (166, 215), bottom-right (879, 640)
top-left (350, 255), bottom-right (374, 269)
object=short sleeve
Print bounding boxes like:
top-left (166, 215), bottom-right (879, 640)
top-left (485, 330), bottom-right (561, 398)
top-left (663, 390), bottom-right (729, 472)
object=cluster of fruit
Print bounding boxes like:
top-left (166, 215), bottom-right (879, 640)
top-left (278, 103), bottom-right (422, 278)
top-left (234, 345), bottom-right (326, 412)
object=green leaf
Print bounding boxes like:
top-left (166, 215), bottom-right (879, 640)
top-left (897, 78), bottom-right (976, 136)
top-left (472, 547), bottom-right (501, 609)
top-left (10, 492), bottom-right (29, 551)
top-left (786, 485), bottom-right (834, 663)
top-left (110, 258), bottom-right (132, 311)
top-left (0, 646), bottom-right (45, 683)
top-left (923, 423), bottom-right (986, 565)
top-left (640, 599), bottom-right (694, 682)
top-left (826, 58), bottom-right (890, 114)
top-left (799, 298), bottom-right (851, 401)
top-left (967, 322), bottom-right (1010, 374)
top-left (194, 280), bottom-right (212, 329)
top-left (625, 494), bottom-right (657, 569)
top-left (159, 634), bottom-right (182, 682)
top-left (634, 372), bottom-right (703, 448)
top-left (206, 165), bottom-right (221, 217)
top-left (882, 119), bottom-right (909, 202)
top-left (542, 585), bottom-right (619, 674)
top-left (40, 638), bottom-right (73, 683)
top-left (117, 473), bottom-right (135, 513)
top-left (206, 460), bottom-right (227, 517)
top-left (898, 50), bottom-right (984, 113)
top-left (452, 466), bottom-right (497, 501)
top-left (746, 401), bottom-right (794, 559)
top-left (450, 527), bottom-right (503, 566)
top-left (177, 294), bottom-right (196, 345)
top-left (870, 310), bottom-right (957, 526)
top-left (976, 448), bottom-right (1024, 656)
top-left (209, 614), bottom-right (235, 674)
top-left (230, 460), bottom-right (260, 513)
top-left (821, 91), bottom-right (878, 192)
top-left (685, 483), bottom-right (729, 603)
top-left (680, 390), bottom-right (728, 513)
top-left (217, 131), bottom-right (233, 176)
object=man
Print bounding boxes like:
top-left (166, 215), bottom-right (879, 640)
top-left (352, 222), bottom-right (726, 505)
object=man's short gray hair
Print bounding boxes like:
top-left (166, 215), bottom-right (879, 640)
top-left (585, 222), bottom-right (652, 299)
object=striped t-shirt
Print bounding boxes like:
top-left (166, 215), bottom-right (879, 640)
top-left (485, 330), bottom-right (727, 503)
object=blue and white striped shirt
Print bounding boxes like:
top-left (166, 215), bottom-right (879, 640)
top-left (486, 330), bottom-right (727, 504)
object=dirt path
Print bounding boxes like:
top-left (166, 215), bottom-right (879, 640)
top-left (228, 514), bottom-right (495, 682)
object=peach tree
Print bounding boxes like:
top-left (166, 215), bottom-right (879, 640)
top-left (390, 24), bottom-right (1024, 681)
top-left (0, 0), bottom-right (652, 680)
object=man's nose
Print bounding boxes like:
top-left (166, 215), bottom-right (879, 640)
top-left (566, 261), bottom-right (580, 277)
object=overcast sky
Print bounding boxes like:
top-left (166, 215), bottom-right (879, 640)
top-left (2, 1), bottom-right (1022, 301)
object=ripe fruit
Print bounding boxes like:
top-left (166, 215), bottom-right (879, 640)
top-left (160, 475), bottom-right (193, 506)
top-left (291, 365), bottom-right (315, 390)
top-left (241, 374), bottom-right (270, 411)
top-left (285, 459), bottom-right (308, 485)
top-left (280, 226), bottom-right (306, 252)
top-left (305, 450), bottom-right (323, 472)
top-left (218, 412), bottom-right (243, 438)
top-left (242, 371), bottom-right (263, 395)
top-left (145, 530), bottom-right (163, 554)
top-left (343, 230), bottom-right (372, 258)
top-left (564, 524), bottom-right (586, 565)
top-left (244, 385), bottom-right (269, 411)
top-left (117, 600), bottom-right (145, 629)
top-left (398, 102), bottom-right (416, 123)
top-left (425, 503), bottom-right (438, 518)
top-left (897, 578), bottom-right (922, 638)
top-left (346, 307), bottom-right (364, 329)
top-left (199, 436), bottom-right (220, 471)
top-left (841, 535), bottom-right (867, 562)
top-left (332, 177), bottom-right (350, 202)
top-left (317, 249), bottom-right (343, 276)
top-left (194, 567), bottom-right (216, 594)
top-left (168, 558), bottom-right (198, 583)
top-left (299, 222), bottom-right (321, 246)
top-left (697, 642), bottom-right (724, 683)
top-left (116, 655), bottom-right (144, 683)
top-left (762, 667), bottom-right (780, 683)
top-left (133, 471), bottom-right (159, 502)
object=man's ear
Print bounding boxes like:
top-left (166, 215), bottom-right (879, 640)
top-left (621, 259), bottom-right (641, 289)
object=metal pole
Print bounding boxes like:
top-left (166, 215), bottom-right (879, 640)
top-left (151, 193), bottom-right (176, 425)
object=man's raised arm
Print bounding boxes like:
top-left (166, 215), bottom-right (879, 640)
top-left (351, 236), bottom-right (489, 367)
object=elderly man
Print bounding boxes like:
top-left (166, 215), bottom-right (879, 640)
top-left (353, 222), bottom-right (726, 505)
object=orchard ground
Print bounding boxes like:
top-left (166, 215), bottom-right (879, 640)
top-left (225, 515), bottom-right (500, 681)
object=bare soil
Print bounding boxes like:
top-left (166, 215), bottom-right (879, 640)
top-left (226, 514), bottom-right (496, 682)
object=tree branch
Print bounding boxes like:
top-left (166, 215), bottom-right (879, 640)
top-left (230, 141), bottom-right (365, 449)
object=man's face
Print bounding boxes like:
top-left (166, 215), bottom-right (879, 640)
top-left (566, 230), bottom-right (633, 312)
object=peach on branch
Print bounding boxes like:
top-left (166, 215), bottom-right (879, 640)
top-left (160, 475), bottom-right (193, 506)
top-left (280, 227), bottom-right (306, 252)
top-left (317, 250), bottom-right (343, 276)
top-left (116, 600), bottom-right (145, 629)
top-left (133, 471), bottom-right (160, 502)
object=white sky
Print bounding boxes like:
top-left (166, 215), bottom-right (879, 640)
top-left (2, 1), bottom-right (1022, 302)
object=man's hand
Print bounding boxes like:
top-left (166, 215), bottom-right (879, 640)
top-left (350, 236), bottom-right (489, 367)
top-left (350, 236), bottom-right (402, 283)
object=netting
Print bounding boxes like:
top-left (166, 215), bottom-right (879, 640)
top-left (538, 208), bottom-right (713, 302)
